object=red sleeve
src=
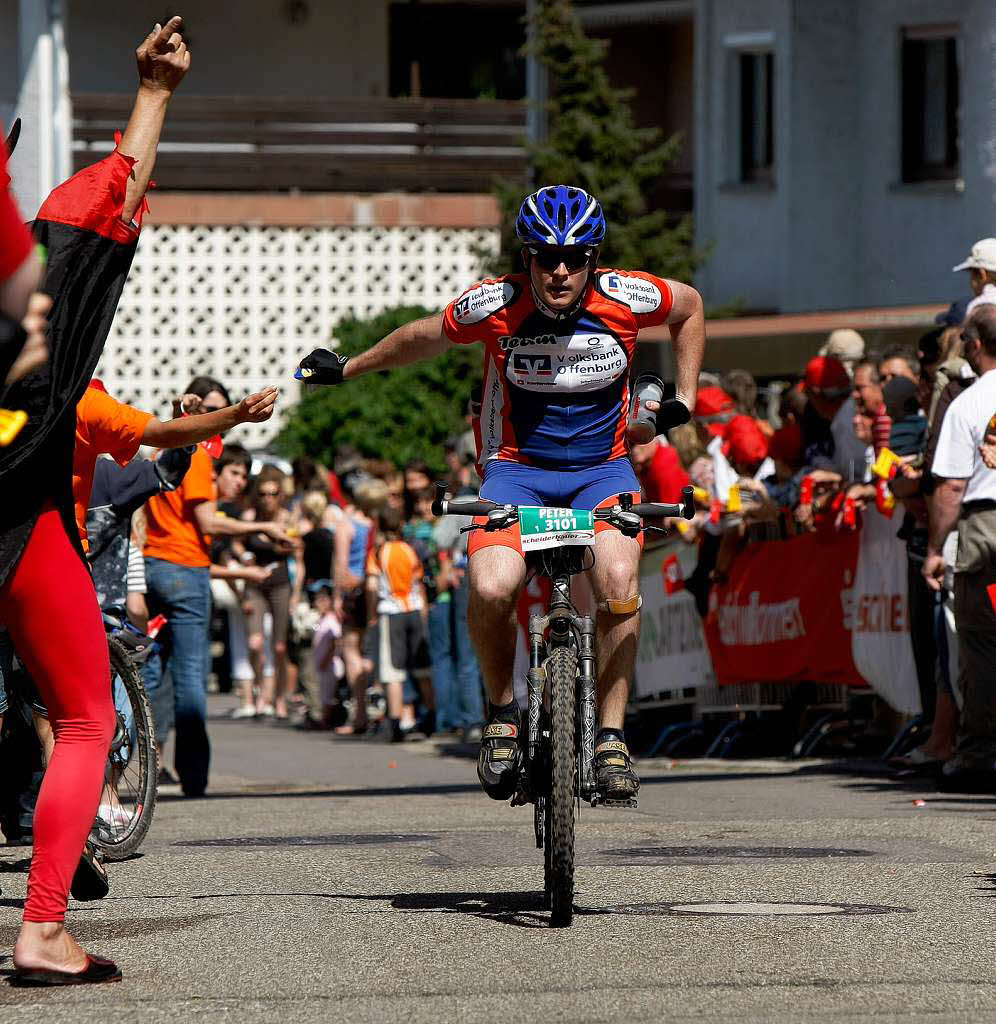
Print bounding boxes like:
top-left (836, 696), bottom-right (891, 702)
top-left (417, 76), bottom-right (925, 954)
top-left (593, 269), bottom-right (673, 330)
top-left (35, 147), bottom-right (141, 244)
top-left (0, 135), bottom-right (33, 280)
top-left (442, 277), bottom-right (520, 345)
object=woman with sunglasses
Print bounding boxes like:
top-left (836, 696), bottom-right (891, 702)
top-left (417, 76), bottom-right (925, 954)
top-left (296, 184), bottom-right (706, 805)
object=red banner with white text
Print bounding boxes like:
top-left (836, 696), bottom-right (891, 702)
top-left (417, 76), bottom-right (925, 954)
top-left (703, 529), bottom-right (864, 686)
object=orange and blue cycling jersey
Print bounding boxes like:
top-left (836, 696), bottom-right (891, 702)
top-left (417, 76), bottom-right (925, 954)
top-left (442, 269), bottom-right (673, 471)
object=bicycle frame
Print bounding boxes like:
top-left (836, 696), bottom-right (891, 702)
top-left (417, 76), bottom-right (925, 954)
top-left (522, 546), bottom-right (598, 802)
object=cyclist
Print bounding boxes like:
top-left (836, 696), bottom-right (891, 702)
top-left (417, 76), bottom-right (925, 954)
top-left (297, 185), bottom-right (705, 802)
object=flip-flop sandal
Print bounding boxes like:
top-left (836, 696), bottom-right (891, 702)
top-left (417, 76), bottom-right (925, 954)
top-left (70, 840), bottom-right (109, 902)
top-left (10, 954), bottom-right (121, 987)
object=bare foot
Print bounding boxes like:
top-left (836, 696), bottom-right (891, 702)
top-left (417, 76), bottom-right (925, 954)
top-left (13, 922), bottom-right (88, 973)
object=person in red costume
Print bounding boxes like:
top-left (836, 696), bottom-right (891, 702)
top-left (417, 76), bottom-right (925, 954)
top-left (0, 18), bottom-right (190, 988)
top-left (630, 435), bottom-right (690, 504)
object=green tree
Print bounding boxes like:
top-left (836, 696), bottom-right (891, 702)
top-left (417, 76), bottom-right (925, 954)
top-left (274, 307), bottom-right (479, 475)
top-left (492, 0), bottom-right (704, 281)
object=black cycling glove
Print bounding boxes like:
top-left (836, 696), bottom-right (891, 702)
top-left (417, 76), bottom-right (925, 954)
top-left (295, 348), bottom-right (349, 386)
top-left (657, 398), bottom-right (691, 432)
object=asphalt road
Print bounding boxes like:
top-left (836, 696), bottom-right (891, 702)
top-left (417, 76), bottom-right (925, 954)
top-left (2, 695), bottom-right (996, 1023)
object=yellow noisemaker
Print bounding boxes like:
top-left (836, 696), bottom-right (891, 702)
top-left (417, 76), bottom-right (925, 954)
top-left (0, 409), bottom-right (27, 446)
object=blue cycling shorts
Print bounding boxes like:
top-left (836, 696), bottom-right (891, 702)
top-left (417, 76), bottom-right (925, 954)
top-left (470, 458), bottom-right (642, 559)
top-left (479, 457), bottom-right (641, 509)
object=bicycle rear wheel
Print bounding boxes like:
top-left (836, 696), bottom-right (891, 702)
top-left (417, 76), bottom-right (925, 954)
top-left (91, 637), bottom-right (159, 861)
top-left (544, 646), bottom-right (577, 927)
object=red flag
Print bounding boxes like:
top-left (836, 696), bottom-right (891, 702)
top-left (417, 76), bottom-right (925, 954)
top-left (661, 554), bottom-right (684, 595)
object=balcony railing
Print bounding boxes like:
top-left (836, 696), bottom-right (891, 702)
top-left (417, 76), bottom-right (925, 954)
top-left (72, 94), bottom-right (528, 193)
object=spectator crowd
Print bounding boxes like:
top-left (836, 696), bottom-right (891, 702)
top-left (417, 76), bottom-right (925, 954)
top-left (638, 236), bottom-right (996, 791)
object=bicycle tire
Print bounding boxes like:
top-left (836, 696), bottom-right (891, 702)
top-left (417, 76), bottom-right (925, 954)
top-left (544, 645), bottom-right (576, 927)
top-left (92, 637), bottom-right (159, 861)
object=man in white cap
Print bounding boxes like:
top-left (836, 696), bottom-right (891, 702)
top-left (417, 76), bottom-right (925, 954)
top-left (953, 238), bottom-right (996, 317)
top-left (819, 328), bottom-right (865, 379)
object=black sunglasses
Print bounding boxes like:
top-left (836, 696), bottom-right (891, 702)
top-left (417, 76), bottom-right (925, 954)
top-left (528, 246), bottom-right (593, 272)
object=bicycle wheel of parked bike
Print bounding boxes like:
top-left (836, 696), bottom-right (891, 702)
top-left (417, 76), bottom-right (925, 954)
top-left (91, 636), bottom-right (159, 861)
top-left (544, 645), bottom-right (577, 927)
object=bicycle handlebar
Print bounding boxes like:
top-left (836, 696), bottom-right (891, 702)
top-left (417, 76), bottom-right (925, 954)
top-left (431, 483), bottom-right (696, 525)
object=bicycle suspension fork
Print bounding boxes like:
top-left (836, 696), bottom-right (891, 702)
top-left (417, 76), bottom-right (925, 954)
top-left (576, 615), bottom-right (596, 799)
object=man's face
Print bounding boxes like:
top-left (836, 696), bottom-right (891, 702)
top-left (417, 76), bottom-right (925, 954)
top-left (217, 462), bottom-right (248, 500)
top-left (879, 358), bottom-right (917, 386)
top-left (630, 438), bottom-right (658, 473)
top-left (852, 365), bottom-right (883, 414)
top-left (526, 246), bottom-right (592, 312)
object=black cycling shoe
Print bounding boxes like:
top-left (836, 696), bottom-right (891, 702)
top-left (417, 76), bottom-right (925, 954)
top-left (593, 737), bottom-right (640, 800)
top-left (477, 704), bottom-right (522, 801)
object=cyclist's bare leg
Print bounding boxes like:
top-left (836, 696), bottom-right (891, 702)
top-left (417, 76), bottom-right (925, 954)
top-left (467, 545), bottom-right (526, 706)
top-left (589, 528), bottom-right (642, 731)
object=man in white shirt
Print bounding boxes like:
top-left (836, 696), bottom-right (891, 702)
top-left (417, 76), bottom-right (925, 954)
top-left (925, 305), bottom-right (996, 786)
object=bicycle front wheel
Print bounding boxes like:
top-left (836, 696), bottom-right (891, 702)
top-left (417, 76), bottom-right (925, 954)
top-left (91, 637), bottom-right (159, 861)
top-left (544, 645), bottom-right (577, 927)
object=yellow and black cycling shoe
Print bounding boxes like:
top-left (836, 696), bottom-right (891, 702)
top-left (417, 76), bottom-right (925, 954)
top-left (593, 735), bottom-right (640, 801)
top-left (477, 703), bottom-right (522, 801)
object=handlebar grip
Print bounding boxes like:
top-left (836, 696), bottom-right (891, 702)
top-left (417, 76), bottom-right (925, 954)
top-left (629, 502), bottom-right (682, 519)
top-left (431, 481), bottom-right (448, 517)
top-left (680, 484), bottom-right (695, 520)
top-left (444, 499), bottom-right (500, 517)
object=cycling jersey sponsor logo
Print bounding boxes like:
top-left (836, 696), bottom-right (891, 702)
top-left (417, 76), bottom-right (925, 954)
top-left (503, 329), bottom-right (627, 392)
top-left (598, 272), bottom-right (662, 315)
top-left (481, 357), bottom-right (503, 462)
top-left (499, 333), bottom-right (557, 351)
top-left (453, 281), bottom-right (517, 325)
top-left (511, 353), bottom-right (553, 377)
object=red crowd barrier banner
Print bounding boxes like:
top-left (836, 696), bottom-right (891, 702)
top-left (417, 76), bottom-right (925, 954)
top-left (703, 529), bottom-right (865, 687)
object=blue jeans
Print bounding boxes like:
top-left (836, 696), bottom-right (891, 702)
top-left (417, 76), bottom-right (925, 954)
top-left (142, 558), bottom-right (211, 793)
top-left (428, 599), bottom-right (457, 732)
top-left (451, 579), bottom-right (484, 728)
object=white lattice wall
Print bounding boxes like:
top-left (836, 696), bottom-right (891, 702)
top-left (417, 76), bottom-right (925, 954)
top-left (98, 224), bottom-right (499, 449)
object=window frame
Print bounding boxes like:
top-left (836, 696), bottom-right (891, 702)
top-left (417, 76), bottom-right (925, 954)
top-left (723, 31), bottom-right (776, 189)
top-left (900, 24), bottom-right (960, 184)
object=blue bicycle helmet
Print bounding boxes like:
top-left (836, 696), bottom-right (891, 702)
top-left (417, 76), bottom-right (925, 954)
top-left (514, 185), bottom-right (606, 247)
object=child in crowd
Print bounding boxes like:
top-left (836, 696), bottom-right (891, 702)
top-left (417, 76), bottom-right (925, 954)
top-left (311, 586), bottom-right (343, 729)
top-left (366, 506), bottom-right (432, 743)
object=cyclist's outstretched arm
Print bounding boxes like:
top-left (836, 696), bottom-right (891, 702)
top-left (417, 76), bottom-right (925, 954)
top-left (664, 281), bottom-right (706, 411)
top-left (297, 313), bottom-right (450, 385)
top-left (343, 313), bottom-right (450, 379)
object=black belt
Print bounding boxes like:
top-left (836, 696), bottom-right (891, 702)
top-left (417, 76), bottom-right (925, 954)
top-left (961, 499), bottom-right (996, 516)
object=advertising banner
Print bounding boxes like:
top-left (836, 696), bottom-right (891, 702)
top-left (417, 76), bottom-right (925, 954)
top-left (703, 530), bottom-right (864, 687)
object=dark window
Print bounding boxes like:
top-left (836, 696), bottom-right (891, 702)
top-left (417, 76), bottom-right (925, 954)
top-left (739, 52), bottom-right (774, 184)
top-left (389, 3), bottom-right (526, 99)
top-left (901, 28), bottom-right (959, 182)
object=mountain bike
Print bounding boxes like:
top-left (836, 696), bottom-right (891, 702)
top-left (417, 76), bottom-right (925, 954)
top-left (2, 616), bottom-right (158, 861)
top-left (433, 484), bottom-right (695, 927)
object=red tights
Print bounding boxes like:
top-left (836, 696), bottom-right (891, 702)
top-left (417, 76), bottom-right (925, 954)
top-left (0, 506), bottom-right (115, 923)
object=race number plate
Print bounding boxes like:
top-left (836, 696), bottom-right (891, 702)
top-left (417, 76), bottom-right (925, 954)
top-left (518, 507), bottom-right (596, 551)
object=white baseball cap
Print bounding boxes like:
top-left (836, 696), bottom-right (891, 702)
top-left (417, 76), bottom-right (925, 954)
top-left (953, 238), bottom-right (996, 273)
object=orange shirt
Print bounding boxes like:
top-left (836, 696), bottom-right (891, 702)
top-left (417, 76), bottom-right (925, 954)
top-left (73, 387), bottom-right (154, 550)
top-left (144, 446), bottom-right (215, 568)
top-left (367, 540), bottom-right (423, 614)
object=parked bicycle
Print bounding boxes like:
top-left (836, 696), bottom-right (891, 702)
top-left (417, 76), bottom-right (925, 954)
top-left (433, 483), bottom-right (695, 927)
